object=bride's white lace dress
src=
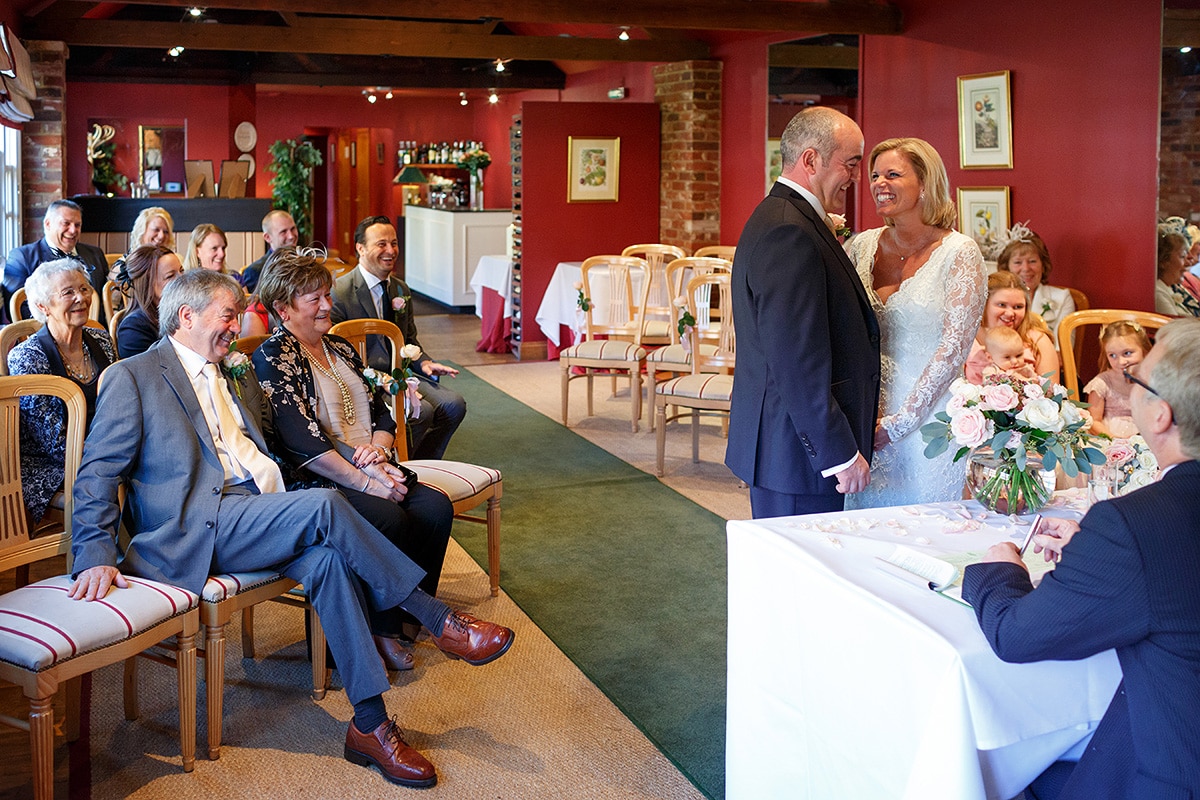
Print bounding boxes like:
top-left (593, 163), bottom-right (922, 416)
top-left (844, 228), bottom-right (986, 509)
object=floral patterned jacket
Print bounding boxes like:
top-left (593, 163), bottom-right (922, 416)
top-left (251, 326), bottom-right (395, 485)
top-left (7, 325), bottom-right (116, 521)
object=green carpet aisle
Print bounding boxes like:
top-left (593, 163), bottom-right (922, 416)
top-left (446, 367), bottom-right (728, 800)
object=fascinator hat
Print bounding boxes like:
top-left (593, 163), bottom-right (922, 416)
top-left (994, 221), bottom-right (1054, 277)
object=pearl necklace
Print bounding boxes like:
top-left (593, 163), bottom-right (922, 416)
top-left (302, 338), bottom-right (356, 425)
top-left (55, 339), bottom-right (95, 383)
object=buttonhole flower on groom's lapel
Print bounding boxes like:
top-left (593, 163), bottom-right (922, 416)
top-left (392, 295), bottom-right (409, 312)
top-left (222, 346), bottom-right (251, 399)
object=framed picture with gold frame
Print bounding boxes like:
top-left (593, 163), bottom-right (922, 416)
top-left (567, 136), bottom-right (620, 202)
top-left (957, 186), bottom-right (1010, 257)
top-left (957, 71), bottom-right (1013, 169)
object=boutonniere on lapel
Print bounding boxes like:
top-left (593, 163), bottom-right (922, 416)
top-left (222, 346), bottom-right (252, 398)
top-left (828, 213), bottom-right (852, 243)
top-left (1040, 301), bottom-right (1052, 317)
top-left (392, 294), bottom-right (410, 312)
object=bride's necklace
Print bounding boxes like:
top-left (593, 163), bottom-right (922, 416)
top-left (890, 230), bottom-right (938, 262)
top-left (301, 338), bottom-right (356, 425)
top-left (55, 337), bottom-right (94, 383)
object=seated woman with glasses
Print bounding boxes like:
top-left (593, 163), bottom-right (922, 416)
top-left (6, 259), bottom-right (116, 523)
top-left (251, 246), bottom-right (453, 671)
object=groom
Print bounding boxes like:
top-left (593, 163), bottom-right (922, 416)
top-left (726, 106), bottom-right (881, 518)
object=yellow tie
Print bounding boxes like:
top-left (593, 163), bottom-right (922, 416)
top-left (202, 363), bottom-right (285, 494)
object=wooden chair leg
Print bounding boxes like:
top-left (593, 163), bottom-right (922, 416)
top-left (309, 610), bottom-right (328, 701)
top-left (123, 657), bottom-right (139, 720)
top-left (176, 629), bottom-right (197, 772)
top-left (240, 606), bottom-right (256, 659)
top-left (631, 368), bottom-right (642, 433)
top-left (204, 623), bottom-right (226, 760)
top-left (692, 409), bottom-right (701, 463)
top-left (586, 372), bottom-right (594, 417)
top-left (647, 369), bottom-right (658, 431)
top-left (560, 364), bottom-right (571, 426)
top-left (486, 493), bottom-right (502, 597)
top-left (28, 695), bottom-right (53, 800)
top-left (65, 676), bottom-right (82, 742)
top-left (656, 402), bottom-right (667, 476)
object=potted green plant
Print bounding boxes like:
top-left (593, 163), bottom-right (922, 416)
top-left (267, 137), bottom-right (323, 243)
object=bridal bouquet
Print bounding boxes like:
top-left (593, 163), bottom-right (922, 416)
top-left (922, 374), bottom-right (1106, 513)
top-left (1103, 435), bottom-right (1160, 495)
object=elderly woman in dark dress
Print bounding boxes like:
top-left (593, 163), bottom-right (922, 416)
top-left (7, 259), bottom-right (116, 522)
top-left (252, 246), bottom-right (453, 671)
top-left (114, 244), bottom-right (183, 358)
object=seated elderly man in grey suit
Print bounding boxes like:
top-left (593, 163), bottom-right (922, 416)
top-left (68, 268), bottom-right (513, 789)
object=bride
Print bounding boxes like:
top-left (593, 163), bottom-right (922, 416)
top-left (844, 138), bottom-right (986, 508)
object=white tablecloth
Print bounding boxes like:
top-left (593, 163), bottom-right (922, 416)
top-left (469, 254), bottom-right (512, 319)
top-left (534, 261), bottom-right (584, 347)
top-left (726, 495), bottom-right (1122, 800)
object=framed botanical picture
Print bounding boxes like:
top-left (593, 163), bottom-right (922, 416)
top-left (957, 71), bottom-right (1013, 169)
top-left (766, 138), bottom-right (782, 193)
top-left (567, 136), bottom-right (620, 202)
top-left (957, 186), bottom-right (1010, 258)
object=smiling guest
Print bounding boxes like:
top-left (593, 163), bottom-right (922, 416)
top-left (997, 227), bottom-right (1075, 340)
top-left (843, 137), bottom-right (985, 508)
top-left (241, 210), bottom-right (300, 293)
top-left (964, 270), bottom-right (1060, 384)
top-left (3, 199), bottom-right (109, 323)
top-left (183, 223), bottom-right (230, 275)
top-left (1156, 229), bottom-right (1200, 318)
top-left (7, 259), bottom-right (116, 523)
top-left (331, 215), bottom-right (467, 459)
top-left (115, 244), bottom-right (183, 358)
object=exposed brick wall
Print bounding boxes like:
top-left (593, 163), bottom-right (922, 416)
top-left (21, 40), bottom-right (68, 242)
top-left (1160, 71), bottom-right (1200, 222)
top-left (654, 60), bottom-right (722, 253)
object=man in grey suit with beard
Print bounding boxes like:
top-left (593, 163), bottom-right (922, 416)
top-left (68, 269), bottom-right (513, 789)
top-left (726, 107), bottom-right (881, 518)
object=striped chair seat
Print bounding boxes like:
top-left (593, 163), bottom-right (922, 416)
top-left (560, 339), bottom-right (647, 361)
top-left (642, 319), bottom-right (673, 340)
top-left (656, 373), bottom-right (734, 401)
top-left (0, 575), bottom-right (198, 671)
top-left (406, 460), bottom-right (504, 597)
top-left (202, 571), bottom-right (289, 603)
top-left (646, 342), bottom-right (719, 368)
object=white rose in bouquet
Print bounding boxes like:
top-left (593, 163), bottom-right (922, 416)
top-left (1016, 397), bottom-right (1065, 433)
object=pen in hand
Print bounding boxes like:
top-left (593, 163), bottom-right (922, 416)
top-left (1018, 514), bottom-right (1043, 556)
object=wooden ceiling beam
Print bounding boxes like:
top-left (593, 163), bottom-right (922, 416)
top-left (53, 0), bottom-right (903, 35)
top-left (25, 16), bottom-right (711, 61)
top-left (1164, 11), bottom-right (1200, 48)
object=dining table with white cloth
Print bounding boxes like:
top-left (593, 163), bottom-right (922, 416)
top-left (726, 491), bottom-right (1122, 800)
top-left (535, 260), bottom-right (647, 359)
top-left (469, 254), bottom-right (513, 353)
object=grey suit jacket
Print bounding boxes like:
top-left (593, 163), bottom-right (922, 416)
top-left (71, 337), bottom-right (276, 594)
top-left (331, 267), bottom-right (427, 372)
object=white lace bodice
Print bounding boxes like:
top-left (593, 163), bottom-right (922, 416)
top-left (844, 227), bottom-right (986, 507)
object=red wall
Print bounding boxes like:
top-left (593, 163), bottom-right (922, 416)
top-left (520, 100), bottom-right (662, 343)
top-left (859, 0), bottom-right (1162, 312)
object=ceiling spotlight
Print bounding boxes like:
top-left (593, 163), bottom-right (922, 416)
top-left (368, 93), bottom-right (378, 104)
top-left (385, 90), bottom-right (393, 100)
top-left (494, 59), bottom-right (506, 73)
top-left (618, 26), bottom-right (630, 41)
top-left (1182, 46), bottom-right (1194, 54)
top-left (168, 46), bottom-right (185, 57)
top-left (488, 90), bottom-right (499, 104)
top-left (188, 6), bottom-right (204, 16)
top-left (460, 91), bottom-right (469, 106)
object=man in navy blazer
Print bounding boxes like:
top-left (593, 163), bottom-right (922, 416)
top-left (726, 107), bottom-right (881, 518)
top-left (69, 269), bottom-right (513, 788)
top-left (3, 199), bottom-right (108, 323)
top-left (964, 318), bottom-right (1200, 800)
top-left (331, 215), bottom-right (467, 459)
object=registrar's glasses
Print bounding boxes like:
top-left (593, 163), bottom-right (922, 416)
top-left (1123, 368), bottom-right (1160, 397)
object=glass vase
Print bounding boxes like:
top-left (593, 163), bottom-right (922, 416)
top-left (966, 449), bottom-right (1054, 515)
top-left (470, 170), bottom-right (484, 211)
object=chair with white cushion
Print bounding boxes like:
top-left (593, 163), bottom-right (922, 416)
top-left (561, 255), bottom-right (650, 433)
top-left (0, 375), bottom-right (200, 800)
top-left (655, 273), bottom-right (736, 475)
top-left (330, 318), bottom-right (505, 596)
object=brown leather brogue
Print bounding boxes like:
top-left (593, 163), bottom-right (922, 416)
top-left (430, 611), bottom-right (514, 666)
top-left (373, 635), bottom-right (415, 671)
top-left (344, 718), bottom-right (436, 788)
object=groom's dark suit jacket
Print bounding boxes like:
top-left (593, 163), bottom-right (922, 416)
top-left (725, 181), bottom-right (880, 500)
top-left (965, 460), bottom-right (1200, 799)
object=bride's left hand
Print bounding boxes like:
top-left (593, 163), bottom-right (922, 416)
top-left (872, 424), bottom-right (891, 451)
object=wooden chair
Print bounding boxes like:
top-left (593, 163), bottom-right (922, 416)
top-left (694, 245), bottom-right (736, 261)
top-left (1062, 286), bottom-right (1091, 366)
top-left (561, 256), bottom-right (650, 433)
top-left (105, 252), bottom-right (123, 268)
top-left (0, 319), bottom-right (42, 377)
top-left (232, 333), bottom-right (270, 355)
top-left (645, 257), bottom-right (730, 431)
top-left (331, 318), bottom-right (505, 595)
top-left (108, 306), bottom-right (127, 350)
top-left (1058, 309), bottom-right (1172, 401)
top-left (621, 244), bottom-right (687, 347)
top-left (102, 279), bottom-right (124, 323)
top-left (0, 375), bottom-right (199, 799)
top-left (655, 273), bottom-right (736, 476)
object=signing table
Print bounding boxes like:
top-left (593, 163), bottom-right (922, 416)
top-left (726, 494), bottom-right (1122, 800)
top-left (469, 254), bottom-right (513, 353)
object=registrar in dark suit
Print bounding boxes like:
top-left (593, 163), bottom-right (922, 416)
top-left (3, 199), bottom-right (109, 323)
top-left (331, 215), bottom-right (467, 459)
top-left (68, 269), bottom-right (513, 789)
top-left (726, 107), bottom-right (881, 519)
top-left (964, 319), bottom-right (1200, 800)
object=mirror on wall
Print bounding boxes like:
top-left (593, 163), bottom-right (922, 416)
top-left (139, 124), bottom-right (186, 194)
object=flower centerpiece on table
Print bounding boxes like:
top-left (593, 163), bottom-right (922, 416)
top-left (1103, 435), bottom-right (1160, 496)
top-left (921, 374), bottom-right (1106, 514)
top-left (456, 147), bottom-right (492, 177)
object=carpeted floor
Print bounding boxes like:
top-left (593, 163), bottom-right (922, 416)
top-left (443, 365), bottom-right (731, 800)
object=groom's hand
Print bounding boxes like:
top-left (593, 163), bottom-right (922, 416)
top-left (835, 453), bottom-right (870, 494)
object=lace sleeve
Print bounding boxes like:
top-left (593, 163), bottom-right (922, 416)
top-left (881, 236), bottom-right (986, 442)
